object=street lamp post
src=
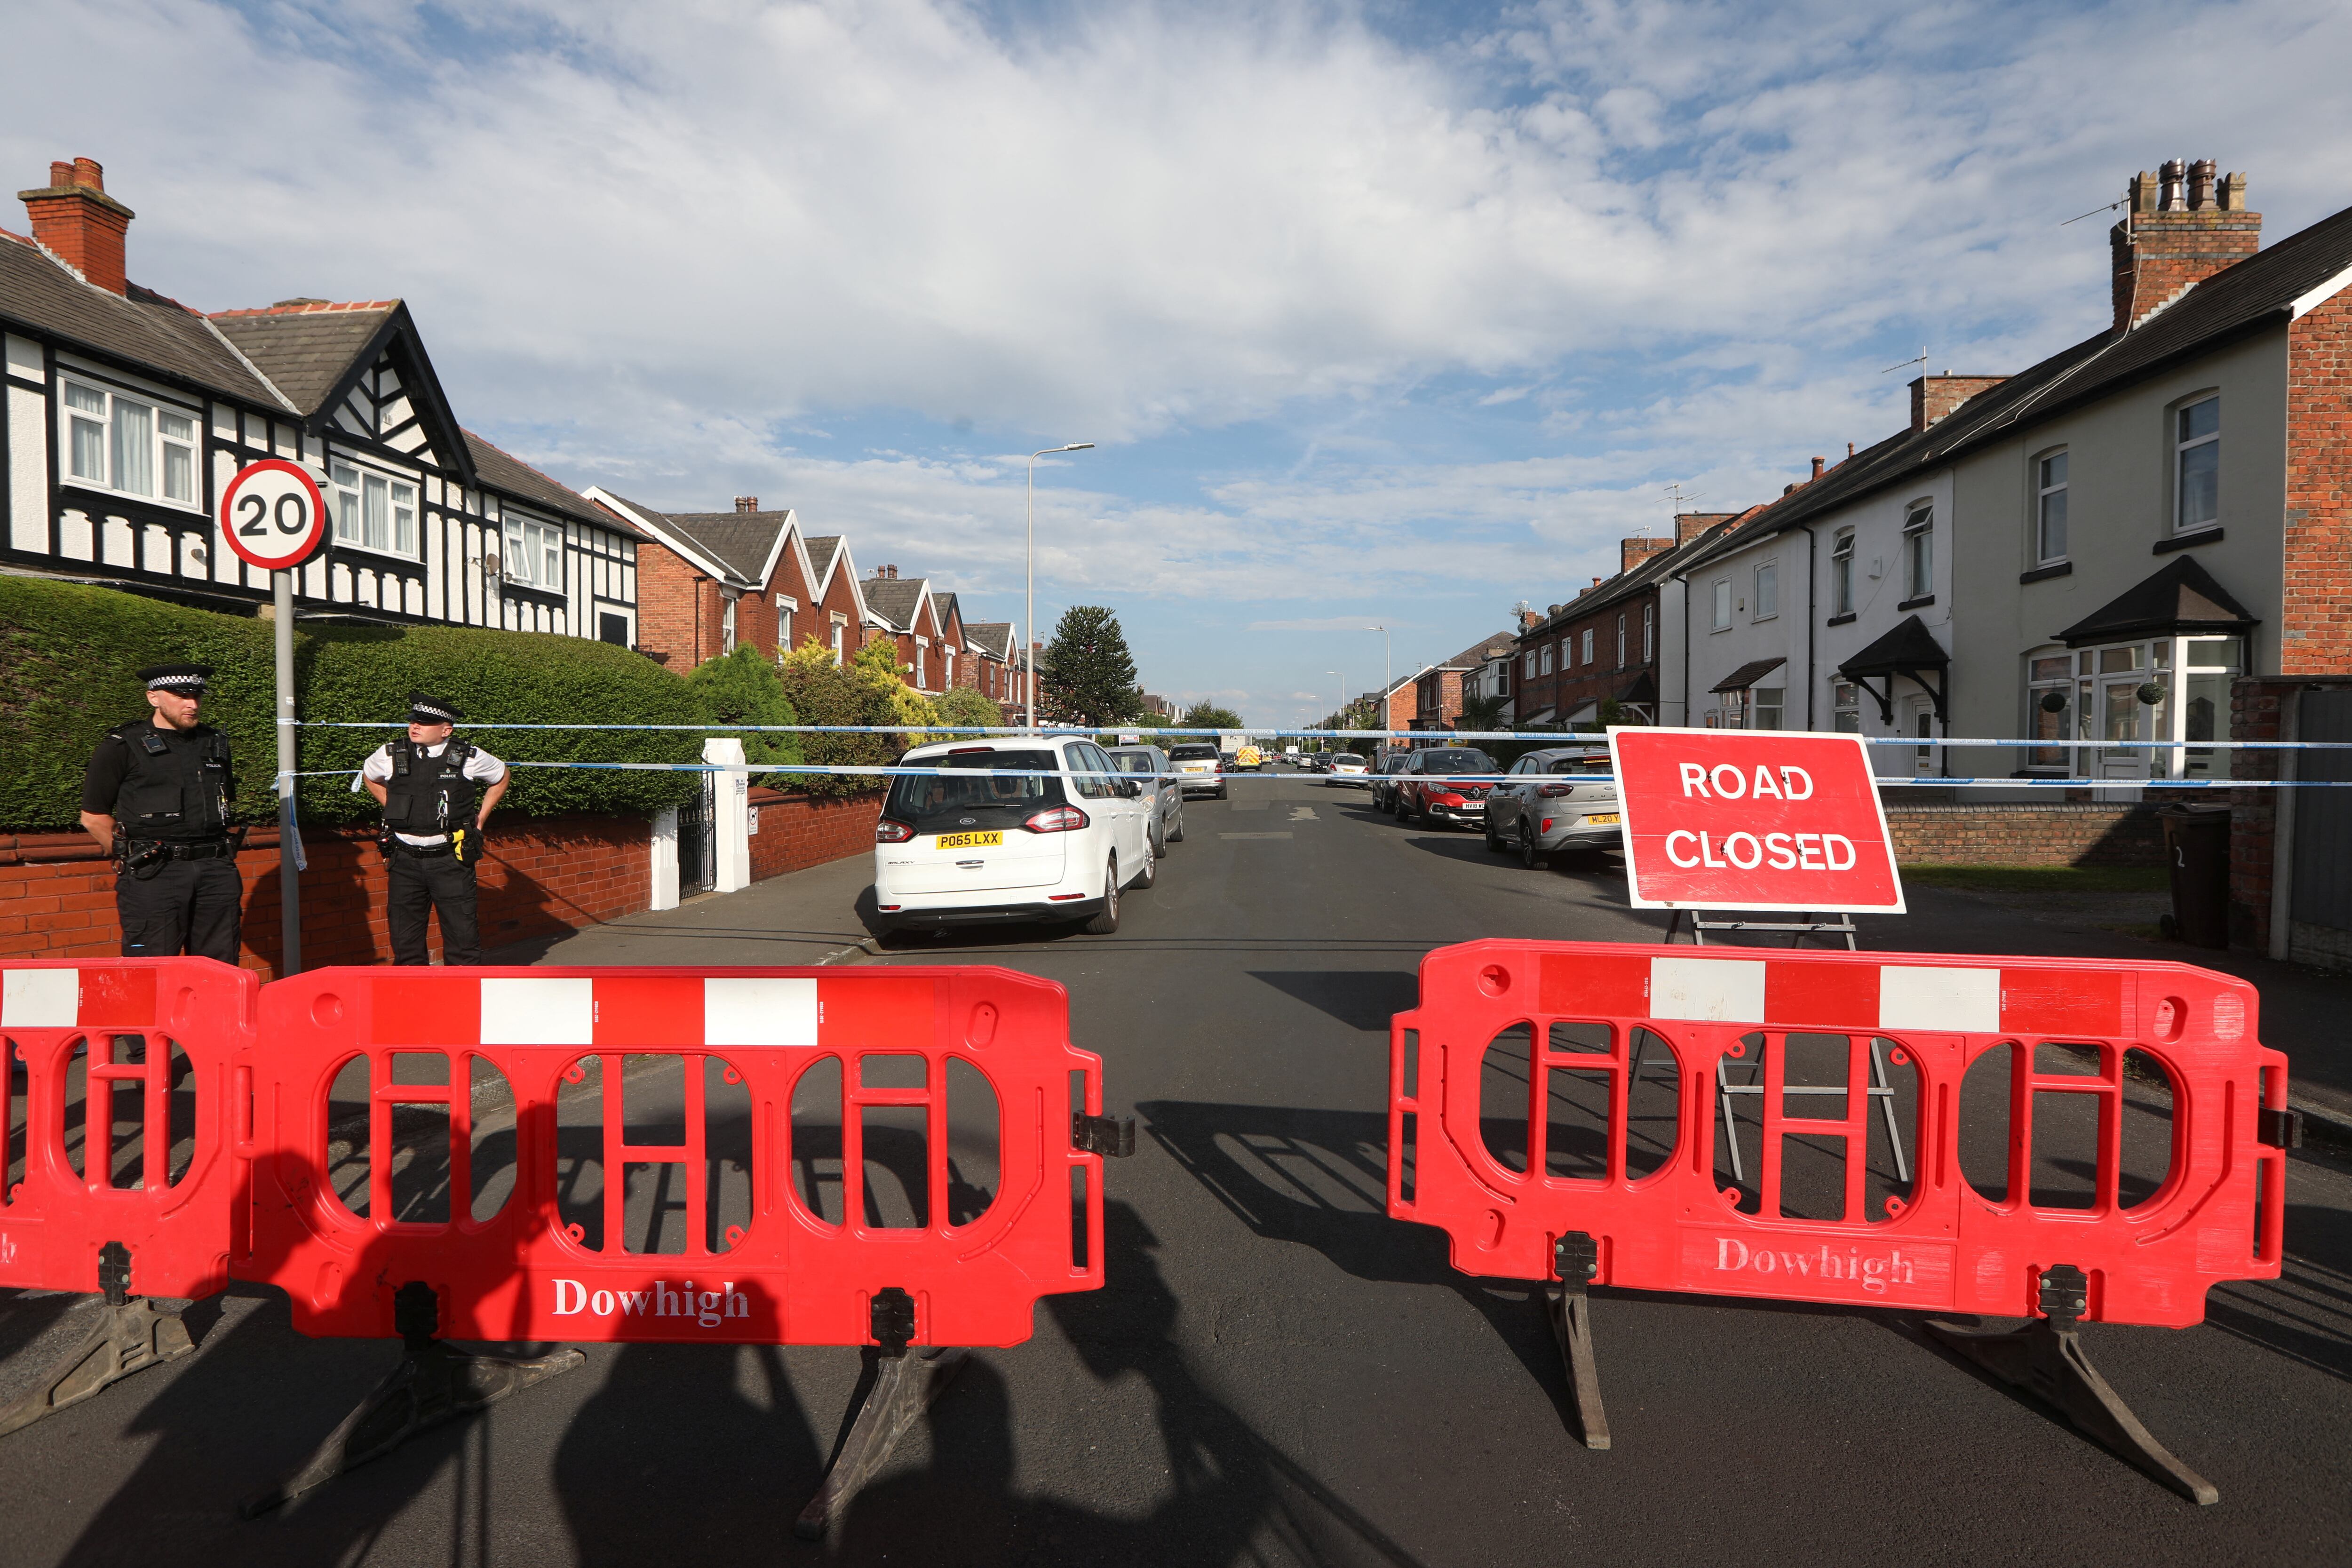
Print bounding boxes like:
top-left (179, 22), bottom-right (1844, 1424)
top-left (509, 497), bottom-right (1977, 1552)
top-left (1026, 442), bottom-right (1094, 730)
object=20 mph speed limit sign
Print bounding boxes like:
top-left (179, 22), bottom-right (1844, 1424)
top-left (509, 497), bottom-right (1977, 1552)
top-left (1607, 727), bottom-right (1906, 913)
top-left (219, 459), bottom-right (328, 572)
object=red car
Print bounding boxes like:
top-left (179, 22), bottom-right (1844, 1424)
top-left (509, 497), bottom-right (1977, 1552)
top-left (1392, 747), bottom-right (1504, 829)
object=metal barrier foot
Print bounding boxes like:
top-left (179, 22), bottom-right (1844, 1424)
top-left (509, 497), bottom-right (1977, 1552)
top-left (0, 1242), bottom-right (194, 1439)
top-left (1547, 1234), bottom-right (1610, 1451)
top-left (795, 1288), bottom-right (970, 1540)
top-left (1923, 1265), bottom-right (2217, 1506)
top-left (240, 1281), bottom-right (584, 1519)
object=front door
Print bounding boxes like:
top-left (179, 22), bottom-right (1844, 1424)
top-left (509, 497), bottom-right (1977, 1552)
top-left (2095, 659), bottom-right (2156, 801)
top-left (1904, 698), bottom-right (1937, 778)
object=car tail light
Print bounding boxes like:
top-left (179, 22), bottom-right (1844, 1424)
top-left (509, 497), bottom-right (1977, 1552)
top-left (1537, 782), bottom-right (1573, 797)
top-left (875, 819), bottom-right (914, 843)
top-left (949, 745), bottom-right (993, 754)
top-left (1022, 805), bottom-right (1090, 834)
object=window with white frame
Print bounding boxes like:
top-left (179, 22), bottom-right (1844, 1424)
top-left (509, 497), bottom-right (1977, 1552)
top-left (1831, 528), bottom-right (1855, 616)
top-left (1754, 560), bottom-right (1778, 621)
top-left (1539, 642), bottom-right (1553, 676)
top-left (2035, 449), bottom-right (2068, 564)
top-left (1641, 603), bottom-right (1654, 663)
top-left (776, 595), bottom-right (797, 653)
top-left (1524, 650), bottom-right (1537, 679)
top-left (61, 379), bottom-right (199, 506)
top-left (1902, 502), bottom-right (1933, 600)
top-left (1614, 614), bottom-right (1627, 665)
top-left (2174, 396), bottom-right (2219, 533)
top-left (722, 594), bottom-right (738, 653)
top-left (1581, 627), bottom-right (1595, 665)
top-left (1832, 681), bottom-right (1860, 733)
top-left (831, 616), bottom-right (846, 665)
top-left (502, 512), bottom-right (564, 589)
top-left (1750, 686), bottom-right (1784, 731)
top-left (1711, 579), bottom-right (1732, 631)
top-left (915, 640), bottom-right (927, 685)
top-left (330, 463), bottom-right (419, 556)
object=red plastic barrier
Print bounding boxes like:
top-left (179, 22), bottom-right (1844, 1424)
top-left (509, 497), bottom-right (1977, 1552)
top-left (0, 957), bottom-right (256, 1299)
top-left (236, 965), bottom-right (1109, 1347)
top-left (1389, 941), bottom-right (2291, 1327)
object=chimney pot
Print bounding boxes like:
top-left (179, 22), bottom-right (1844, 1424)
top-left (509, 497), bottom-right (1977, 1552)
top-left (1847, 441), bottom-right (1856, 458)
top-left (2189, 158), bottom-right (2216, 210)
top-left (1811, 456), bottom-right (1825, 480)
top-left (19, 154), bottom-right (134, 295)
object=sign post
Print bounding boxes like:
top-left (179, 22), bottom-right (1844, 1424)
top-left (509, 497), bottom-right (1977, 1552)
top-left (220, 460), bottom-right (327, 975)
top-left (1606, 727), bottom-right (1905, 921)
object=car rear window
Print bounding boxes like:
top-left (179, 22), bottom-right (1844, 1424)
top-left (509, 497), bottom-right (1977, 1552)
top-left (884, 750), bottom-right (1067, 831)
top-left (1419, 749), bottom-right (1499, 774)
top-left (1169, 744), bottom-right (1218, 760)
top-left (1549, 755), bottom-right (1612, 774)
top-left (1107, 750), bottom-right (1159, 773)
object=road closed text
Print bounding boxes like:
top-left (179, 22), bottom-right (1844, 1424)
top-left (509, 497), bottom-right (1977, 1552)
top-left (1607, 728), bottom-right (1905, 913)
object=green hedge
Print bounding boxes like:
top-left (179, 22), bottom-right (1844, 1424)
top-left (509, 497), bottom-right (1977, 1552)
top-left (0, 576), bottom-right (703, 831)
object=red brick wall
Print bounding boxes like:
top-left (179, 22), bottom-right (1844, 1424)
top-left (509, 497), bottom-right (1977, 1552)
top-left (1885, 804), bottom-right (2164, 867)
top-left (2285, 286), bottom-right (2352, 674)
top-left (2111, 197), bottom-right (2260, 331)
top-left (747, 788), bottom-right (884, 881)
top-left (636, 543), bottom-right (728, 669)
top-left (0, 815), bottom-right (650, 977)
top-left (1516, 585), bottom-right (1660, 726)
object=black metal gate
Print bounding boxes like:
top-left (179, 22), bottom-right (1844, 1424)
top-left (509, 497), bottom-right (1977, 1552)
top-left (2290, 690), bottom-right (2352, 942)
top-left (677, 774), bottom-right (716, 894)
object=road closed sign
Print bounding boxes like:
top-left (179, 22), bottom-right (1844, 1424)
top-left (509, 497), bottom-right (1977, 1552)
top-left (219, 458), bottom-right (327, 572)
top-left (1607, 727), bottom-right (1905, 913)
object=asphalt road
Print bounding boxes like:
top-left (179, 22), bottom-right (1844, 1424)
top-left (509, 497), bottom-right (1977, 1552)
top-left (4, 770), bottom-right (2348, 1566)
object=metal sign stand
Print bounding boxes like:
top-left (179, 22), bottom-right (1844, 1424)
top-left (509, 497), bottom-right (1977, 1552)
top-left (1662, 907), bottom-right (1859, 948)
top-left (274, 569), bottom-right (300, 976)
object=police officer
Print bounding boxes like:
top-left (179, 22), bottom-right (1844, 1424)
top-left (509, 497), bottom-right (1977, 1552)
top-left (77, 663), bottom-right (242, 961)
top-left (360, 693), bottom-right (509, 966)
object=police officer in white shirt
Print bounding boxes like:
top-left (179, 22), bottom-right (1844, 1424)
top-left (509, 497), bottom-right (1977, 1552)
top-left (360, 693), bottom-right (509, 965)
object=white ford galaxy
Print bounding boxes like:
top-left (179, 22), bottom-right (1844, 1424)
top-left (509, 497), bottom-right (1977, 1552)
top-left (873, 738), bottom-right (1156, 936)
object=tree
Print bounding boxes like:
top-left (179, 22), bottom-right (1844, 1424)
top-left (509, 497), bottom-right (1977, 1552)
top-left (1458, 692), bottom-right (1512, 735)
top-left (850, 631), bottom-right (944, 739)
top-left (934, 685), bottom-right (1003, 738)
top-left (778, 633), bottom-right (897, 796)
top-left (1039, 606), bottom-right (1139, 728)
top-left (1180, 700), bottom-right (1243, 732)
top-left (687, 645), bottom-right (805, 787)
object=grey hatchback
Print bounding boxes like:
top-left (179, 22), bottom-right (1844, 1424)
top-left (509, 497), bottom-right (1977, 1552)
top-left (1482, 745), bottom-right (1622, 868)
top-left (1105, 744), bottom-right (1186, 852)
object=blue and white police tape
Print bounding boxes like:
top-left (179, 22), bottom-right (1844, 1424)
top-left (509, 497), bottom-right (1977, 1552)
top-left (289, 719), bottom-right (2352, 750)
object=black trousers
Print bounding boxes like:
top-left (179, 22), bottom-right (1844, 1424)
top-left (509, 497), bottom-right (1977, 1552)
top-left (387, 849), bottom-right (481, 966)
top-left (116, 855), bottom-right (242, 963)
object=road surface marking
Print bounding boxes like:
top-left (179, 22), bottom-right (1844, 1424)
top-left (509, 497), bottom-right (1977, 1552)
top-left (1220, 832), bottom-right (1294, 840)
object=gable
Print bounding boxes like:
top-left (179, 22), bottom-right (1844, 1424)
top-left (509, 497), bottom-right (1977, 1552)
top-left (331, 347), bottom-right (442, 465)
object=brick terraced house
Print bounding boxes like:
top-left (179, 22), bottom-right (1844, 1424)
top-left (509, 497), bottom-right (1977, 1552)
top-left (2, 158), bottom-right (643, 640)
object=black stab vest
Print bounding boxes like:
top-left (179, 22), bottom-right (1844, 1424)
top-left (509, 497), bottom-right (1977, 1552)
top-left (381, 739), bottom-right (480, 834)
top-left (108, 722), bottom-right (231, 840)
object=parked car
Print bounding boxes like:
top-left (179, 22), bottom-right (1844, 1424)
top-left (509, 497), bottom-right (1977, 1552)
top-left (873, 737), bottom-right (1155, 936)
top-left (1167, 741), bottom-right (1228, 799)
top-left (1482, 745), bottom-right (1622, 868)
top-left (1369, 751), bottom-right (1414, 813)
top-left (1105, 743), bottom-right (1186, 853)
top-left (1325, 753), bottom-right (1369, 787)
top-left (1393, 747), bottom-right (1504, 828)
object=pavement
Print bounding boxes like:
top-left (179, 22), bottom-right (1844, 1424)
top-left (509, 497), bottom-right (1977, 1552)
top-left (3, 767), bottom-right (2348, 1566)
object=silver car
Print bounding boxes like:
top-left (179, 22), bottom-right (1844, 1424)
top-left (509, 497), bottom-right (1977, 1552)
top-left (1483, 745), bottom-right (1623, 868)
top-left (1325, 753), bottom-right (1370, 788)
top-left (1106, 744), bottom-right (1187, 852)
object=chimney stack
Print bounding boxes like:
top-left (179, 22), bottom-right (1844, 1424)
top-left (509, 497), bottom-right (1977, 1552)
top-left (1619, 535), bottom-right (1675, 575)
top-left (18, 157), bottom-right (134, 296)
top-left (2111, 158), bottom-right (2258, 332)
top-left (1675, 510), bottom-right (1733, 544)
top-left (1910, 374), bottom-right (2008, 432)
top-left (733, 495), bottom-right (758, 513)
top-left (1810, 456), bottom-right (1825, 481)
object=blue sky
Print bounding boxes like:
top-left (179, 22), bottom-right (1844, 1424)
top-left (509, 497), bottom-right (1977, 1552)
top-left (8, 0), bottom-right (2350, 724)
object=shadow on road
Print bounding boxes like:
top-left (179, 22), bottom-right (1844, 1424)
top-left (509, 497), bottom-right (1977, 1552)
top-left (1247, 971), bottom-right (1421, 1032)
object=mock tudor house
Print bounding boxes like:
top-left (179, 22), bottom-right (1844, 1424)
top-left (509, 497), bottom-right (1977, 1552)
top-left (2, 158), bottom-right (642, 639)
top-left (1669, 158), bottom-right (2352, 798)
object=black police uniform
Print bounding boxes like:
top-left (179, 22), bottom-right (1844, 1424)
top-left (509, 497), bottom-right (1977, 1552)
top-left (373, 695), bottom-right (497, 966)
top-left (80, 664), bottom-right (241, 963)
